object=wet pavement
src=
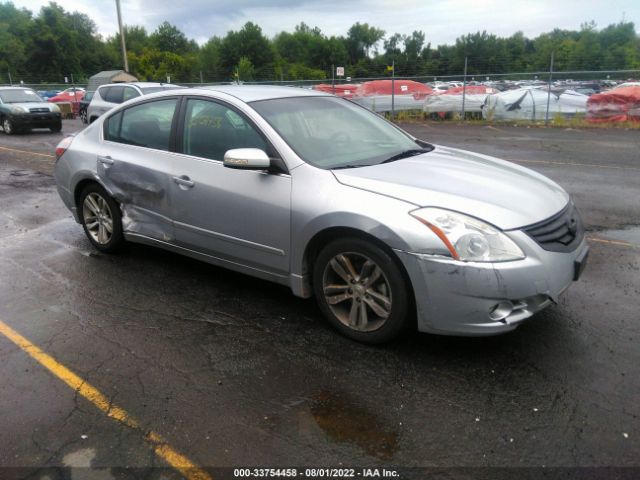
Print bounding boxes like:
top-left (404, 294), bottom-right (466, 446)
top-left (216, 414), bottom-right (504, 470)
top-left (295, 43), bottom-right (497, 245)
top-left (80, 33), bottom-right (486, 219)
top-left (0, 120), bottom-right (638, 478)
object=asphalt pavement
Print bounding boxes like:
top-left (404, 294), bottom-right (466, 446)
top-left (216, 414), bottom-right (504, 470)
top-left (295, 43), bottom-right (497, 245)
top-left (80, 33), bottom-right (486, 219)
top-left (0, 119), bottom-right (638, 479)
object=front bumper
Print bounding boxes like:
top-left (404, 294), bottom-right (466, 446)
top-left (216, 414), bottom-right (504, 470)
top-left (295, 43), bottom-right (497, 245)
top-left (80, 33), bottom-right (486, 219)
top-left (395, 231), bottom-right (589, 336)
top-left (10, 112), bottom-right (61, 129)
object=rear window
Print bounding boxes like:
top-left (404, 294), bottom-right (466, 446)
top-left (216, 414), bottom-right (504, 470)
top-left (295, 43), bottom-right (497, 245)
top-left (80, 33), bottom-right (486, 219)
top-left (104, 86), bottom-right (124, 104)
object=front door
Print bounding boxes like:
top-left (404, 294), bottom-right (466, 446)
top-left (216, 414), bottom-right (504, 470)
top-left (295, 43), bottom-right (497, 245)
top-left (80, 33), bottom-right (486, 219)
top-left (171, 98), bottom-right (291, 275)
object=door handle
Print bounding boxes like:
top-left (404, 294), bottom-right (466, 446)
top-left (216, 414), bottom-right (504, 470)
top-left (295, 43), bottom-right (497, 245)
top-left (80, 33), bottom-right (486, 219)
top-left (173, 175), bottom-right (195, 188)
top-left (98, 155), bottom-right (114, 165)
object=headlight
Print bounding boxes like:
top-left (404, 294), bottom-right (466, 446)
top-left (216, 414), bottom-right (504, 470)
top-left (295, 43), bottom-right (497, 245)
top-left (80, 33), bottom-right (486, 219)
top-left (50, 104), bottom-right (60, 113)
top-left (10, 106), bottom-right (28, 114)
top-left (410, 207), bottom-right (525, 262)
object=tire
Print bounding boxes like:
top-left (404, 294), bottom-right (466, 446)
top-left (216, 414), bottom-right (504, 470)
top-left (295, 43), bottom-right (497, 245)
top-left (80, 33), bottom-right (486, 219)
top-left (50, 123), bottom-right (62, 133)
top-left (3, 117), bottom-right (15, 135)
top-left (80, 110), bottom-right (87, 124)
top-left (78, 183), bottom-right (125, 253)
top-left (313, 237), bottom-right (410, 344)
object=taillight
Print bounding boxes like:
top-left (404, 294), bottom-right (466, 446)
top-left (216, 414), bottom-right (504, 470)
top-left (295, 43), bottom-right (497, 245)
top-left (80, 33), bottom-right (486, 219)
top-left (55, 136), bottom-right (74, 160)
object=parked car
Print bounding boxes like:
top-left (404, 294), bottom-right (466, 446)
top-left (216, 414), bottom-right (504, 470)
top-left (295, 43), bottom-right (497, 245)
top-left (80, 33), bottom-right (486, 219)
top-left (0, 86), bottom-right (62, 134)
top-left (87, 82), bottom-right (182, 123)
top-left (54, 86), bottom-right (589, 343)
top-left (48, 90), bottom-right (85, 103)
top-left (57, 87), bottom-right (86, 95)
top-left (79, 91), bottom-right (94, 124)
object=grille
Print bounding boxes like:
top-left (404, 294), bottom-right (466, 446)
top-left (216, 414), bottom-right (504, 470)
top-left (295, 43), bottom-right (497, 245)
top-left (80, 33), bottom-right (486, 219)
top-left (29, 108), bottom-right (50, 113)
top-left (523, 203), bottom-right (584, 253)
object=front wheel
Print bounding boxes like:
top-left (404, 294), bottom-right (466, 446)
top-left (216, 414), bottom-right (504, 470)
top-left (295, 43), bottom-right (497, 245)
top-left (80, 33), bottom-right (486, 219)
top-left (3, 118), bottom-right (15, 135)
top-left (50, 123), bottom-right (62, 133)
top-left (313, 237), bottom-right (410, 344)
top-left (79, 183), bottom-right (125, 253)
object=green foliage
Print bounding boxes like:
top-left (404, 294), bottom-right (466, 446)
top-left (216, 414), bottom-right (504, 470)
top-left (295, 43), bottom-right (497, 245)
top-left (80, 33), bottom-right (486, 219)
top-left (0, 0), bottom-right (638, 85)
top-left (236, 56), bottom-right (255, 81)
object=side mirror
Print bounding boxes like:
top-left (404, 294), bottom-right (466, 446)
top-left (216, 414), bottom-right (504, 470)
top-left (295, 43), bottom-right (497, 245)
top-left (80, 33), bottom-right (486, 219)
top-left (223, 148), bottom-right (270, 170)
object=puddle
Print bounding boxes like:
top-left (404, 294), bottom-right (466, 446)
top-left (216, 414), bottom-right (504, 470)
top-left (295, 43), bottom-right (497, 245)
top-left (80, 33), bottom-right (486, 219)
top-left (596, 226), bottom-right (640, 244)
top-left (310, 391), bottom-right (398, 460)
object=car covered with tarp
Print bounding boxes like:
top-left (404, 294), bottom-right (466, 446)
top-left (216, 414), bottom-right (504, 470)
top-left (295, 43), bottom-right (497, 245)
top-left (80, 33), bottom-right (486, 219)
top-left (313, 83), bottom-right (360, 98)
top-left (424, 85), bottom-right (498, 114)
top-left (482, 87), bottom-right (588, 121)
top-left (351, 80), bottom-right (433, 112)
top-left (586, 85), bottom-right (640, 123)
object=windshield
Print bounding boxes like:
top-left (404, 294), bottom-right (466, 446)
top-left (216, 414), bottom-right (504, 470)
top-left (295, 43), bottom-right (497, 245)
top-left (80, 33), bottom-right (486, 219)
top-left (0, 89), bottom-right (45, 103)
top-left (140, 86), bottom-right (182, 95)
top-left (250, 96), bottom-right (425, 169)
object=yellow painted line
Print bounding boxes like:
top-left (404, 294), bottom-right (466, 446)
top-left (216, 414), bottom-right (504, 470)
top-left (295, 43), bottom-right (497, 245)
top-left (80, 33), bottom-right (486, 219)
top-left (508, 158), bottom-right (640, 172)
top-left (588, 236), bottom-right (639, 248)
top-left (0, 145), bottom-right (55, 158)
top-left (0, 319), bottom-right (212, 480)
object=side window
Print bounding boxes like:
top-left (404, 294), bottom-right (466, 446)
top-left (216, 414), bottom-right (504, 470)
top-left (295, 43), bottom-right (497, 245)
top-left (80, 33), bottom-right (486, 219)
top-left (104, 99), bottom-right (177, 151)
top-left (182, 99), bottom-right (267, 161)
top-left (123, 87), bottom-right (140, 102)
top-left (105, 86), bottom-right (124, 104)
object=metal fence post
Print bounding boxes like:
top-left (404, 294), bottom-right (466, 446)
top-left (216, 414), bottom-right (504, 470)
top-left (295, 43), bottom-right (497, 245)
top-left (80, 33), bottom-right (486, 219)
top-left (461, 56), bottom-right (468, 119)
top-left (391, 59), bottom-right (395, 120)
top-left (8, 70), bottom-right (12, 85)
top-left (331, 64), bottom-right (335, 95)
top-left (545, 51), bottom-right (554, 126)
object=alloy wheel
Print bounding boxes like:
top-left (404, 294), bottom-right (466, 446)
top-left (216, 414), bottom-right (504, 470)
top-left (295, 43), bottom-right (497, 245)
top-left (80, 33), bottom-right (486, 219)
top-left (3, 118), bottom-right (12, 134)
top-left (82, 192), bottom-right (114, 245)
top-left (322, 252), bottom-right (392, 332)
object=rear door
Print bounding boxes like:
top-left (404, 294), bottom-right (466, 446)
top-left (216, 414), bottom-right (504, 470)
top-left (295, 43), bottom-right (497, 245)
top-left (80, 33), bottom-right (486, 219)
top-left (98, 97), bottom-right (180, 241)
top-left (170, 97), bottom-right (292, 275)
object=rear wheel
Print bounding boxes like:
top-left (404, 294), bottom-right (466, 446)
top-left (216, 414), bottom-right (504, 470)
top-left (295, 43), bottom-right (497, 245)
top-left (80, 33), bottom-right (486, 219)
top-left (79, 183), bottom-right (125, 253)
top-left (80, 110), bottom-right (87, 124)
top-left (313, 237), bottom-right (410, 344)
top-left (50, 123), bottom-right (62, 133)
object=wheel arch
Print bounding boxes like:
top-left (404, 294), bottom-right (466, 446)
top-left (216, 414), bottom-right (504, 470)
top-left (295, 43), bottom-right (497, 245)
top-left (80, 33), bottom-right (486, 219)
top-left (301, 226), bottom-right (415, 312)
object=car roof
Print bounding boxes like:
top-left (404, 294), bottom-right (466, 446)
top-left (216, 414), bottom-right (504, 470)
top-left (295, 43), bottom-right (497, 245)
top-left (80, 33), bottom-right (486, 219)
top-left (98, 82), bottom-right (181, 89)
top-left (192, 85), bottom-right (330, 102)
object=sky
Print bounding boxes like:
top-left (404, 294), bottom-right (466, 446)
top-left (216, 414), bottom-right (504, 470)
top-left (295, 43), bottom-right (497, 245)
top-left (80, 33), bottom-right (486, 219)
top-left (10, 0), bottom-right (640, 47)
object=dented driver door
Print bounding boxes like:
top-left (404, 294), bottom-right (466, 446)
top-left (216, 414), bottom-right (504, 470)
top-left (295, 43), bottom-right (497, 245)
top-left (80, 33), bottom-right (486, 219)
top-left (98, 98), bottom-right (179, 242)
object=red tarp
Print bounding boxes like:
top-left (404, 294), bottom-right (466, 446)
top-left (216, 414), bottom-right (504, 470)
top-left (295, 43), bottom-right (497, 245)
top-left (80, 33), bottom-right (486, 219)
top-left (587, 86), bottom-right (640, 123)
top-left (48, 91), bottom-right (84, 114)
top-left (355, 80), bottom-right (434, 99)
top-left (442, 85), bottom-right (498, 95)
top-left (313, 83), bottom-right (360, 98)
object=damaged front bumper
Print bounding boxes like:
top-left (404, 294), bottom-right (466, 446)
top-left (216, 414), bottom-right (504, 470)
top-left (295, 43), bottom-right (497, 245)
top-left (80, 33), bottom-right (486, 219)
top-left (394, 231), bottom-right (589, 336)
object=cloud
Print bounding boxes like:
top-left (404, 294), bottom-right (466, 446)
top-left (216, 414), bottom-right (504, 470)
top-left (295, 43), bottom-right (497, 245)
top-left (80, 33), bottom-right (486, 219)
top-left (11, 0), bottom-right (640, 47)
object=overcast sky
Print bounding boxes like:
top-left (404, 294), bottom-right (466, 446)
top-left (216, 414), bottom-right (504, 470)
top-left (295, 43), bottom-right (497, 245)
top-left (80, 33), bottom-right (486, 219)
top-left (11, 0), bottom-right (640, 46)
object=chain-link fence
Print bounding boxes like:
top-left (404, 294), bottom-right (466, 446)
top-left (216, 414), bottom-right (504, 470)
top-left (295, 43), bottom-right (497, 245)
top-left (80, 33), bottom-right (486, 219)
top-left (2, 64), bottom-right (639, 125)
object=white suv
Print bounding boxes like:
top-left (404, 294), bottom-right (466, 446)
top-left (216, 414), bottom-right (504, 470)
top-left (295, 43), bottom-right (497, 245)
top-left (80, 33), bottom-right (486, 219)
top-left (87, 82), bottom-right (182, 123)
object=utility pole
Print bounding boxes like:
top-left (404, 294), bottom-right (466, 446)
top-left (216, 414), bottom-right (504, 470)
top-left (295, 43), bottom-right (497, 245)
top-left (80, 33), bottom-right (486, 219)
top-left (115, 0), bottom-right (129, 72)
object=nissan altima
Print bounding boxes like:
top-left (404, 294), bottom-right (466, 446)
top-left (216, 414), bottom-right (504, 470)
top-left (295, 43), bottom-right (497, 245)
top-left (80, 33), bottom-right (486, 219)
top-left (54, 86), bottom-right (589, 343)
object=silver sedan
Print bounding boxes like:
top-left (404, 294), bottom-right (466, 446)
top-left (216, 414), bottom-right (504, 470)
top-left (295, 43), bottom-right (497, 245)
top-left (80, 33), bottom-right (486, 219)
top-left (54, 86), bottom-right (589, 343)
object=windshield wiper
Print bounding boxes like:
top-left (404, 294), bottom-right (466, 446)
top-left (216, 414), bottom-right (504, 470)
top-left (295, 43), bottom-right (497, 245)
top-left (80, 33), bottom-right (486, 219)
top-left (331, 164), bottom-right (375, 170)
top-left (380, 148), bottom-right (431, 164)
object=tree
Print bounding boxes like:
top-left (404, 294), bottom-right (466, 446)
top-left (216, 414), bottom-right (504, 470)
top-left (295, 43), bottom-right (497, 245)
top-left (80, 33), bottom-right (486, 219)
top-left (235, 56), bottom-right (255, 81)
top-left (346, 22), bottom-right (385, 63)
top-left (220, 22), bottom-right (274, 77)
top-left (150, 21), bottom-right (196, 55)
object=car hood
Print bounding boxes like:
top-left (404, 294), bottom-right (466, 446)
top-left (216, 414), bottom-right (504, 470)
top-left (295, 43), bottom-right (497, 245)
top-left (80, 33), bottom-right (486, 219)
top-left (6, 102), bottom-right (58, 111)
top-left (333, 145), bottom-right (569, 230)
